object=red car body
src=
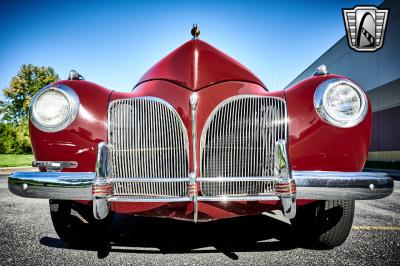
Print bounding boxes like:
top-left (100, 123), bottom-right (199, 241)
top-left (9, 33), bottom-right (394, 249)
top-left (28, 39), bottom-right (372, 221)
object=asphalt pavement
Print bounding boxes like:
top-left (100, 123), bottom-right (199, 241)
top-left (0, 173), bottom-right (399, 265)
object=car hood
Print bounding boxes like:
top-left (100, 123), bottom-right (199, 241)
top-left (135, 39), bottom-right (267, 91)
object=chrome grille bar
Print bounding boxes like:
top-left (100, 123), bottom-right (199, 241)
top-left (108, 97), bottom-right (189, 197)
top-left (200, 95), bottom-right (287, 197)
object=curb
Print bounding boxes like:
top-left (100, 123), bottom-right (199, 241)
top-left (0, 167), bottom-right (37, 175)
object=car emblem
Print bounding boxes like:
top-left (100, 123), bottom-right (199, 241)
top-left (342, 6), bottom-right (389, 52)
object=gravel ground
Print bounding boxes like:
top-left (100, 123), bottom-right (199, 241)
top-left (0, 174), bottom-right (399, 265)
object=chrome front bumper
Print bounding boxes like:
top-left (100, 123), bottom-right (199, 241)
top-left (8, 172), bottom-right (95, 200)
top-left (8, 141), bottom-right (394, 222)
top-left (9, 170), bottom-right (394, 219)
top-left (9, 171), bottom-right (393, 201)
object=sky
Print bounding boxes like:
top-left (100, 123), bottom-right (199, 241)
top-left (0, 0), bottom-right (383, 93)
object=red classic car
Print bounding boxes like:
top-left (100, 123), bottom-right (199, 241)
top-left (9, 26), bottom-right (393, 249)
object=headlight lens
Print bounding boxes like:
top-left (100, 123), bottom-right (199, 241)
top-left (314, 78), bottom-right (368, 127)
top-left (34, 90), bottom-right (70, 126)
top-left (30, 84), bottom-right (80, 132)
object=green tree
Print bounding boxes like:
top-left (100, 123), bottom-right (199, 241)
top-left (0, 122), bottom-right (16, 153)
top-left (0, 64), bottom-right (59, 154)
top-left (1, 64), bottom-right (59, 123)
top-left (0, 119), bottom-right (31, 154)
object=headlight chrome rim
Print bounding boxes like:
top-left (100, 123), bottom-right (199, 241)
top-left (314, 78), bottom-right (368, 128)
top-left (30, 84), bottom-right (80, 132)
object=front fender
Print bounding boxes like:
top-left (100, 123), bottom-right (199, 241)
top-left (30, 80), bottom-right (112, 172)
top-left (284, 74), bottom-right (372, 172)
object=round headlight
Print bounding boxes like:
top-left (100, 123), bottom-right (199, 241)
top-left (30, 84), bottom-right (79, 132)
top-left (314, 78), bottom-right (368, 128)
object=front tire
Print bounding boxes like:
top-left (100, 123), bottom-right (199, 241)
top-left (49, 200), bottom-right (113, 247)
top-left (291, 200), bottom-right (355, 249)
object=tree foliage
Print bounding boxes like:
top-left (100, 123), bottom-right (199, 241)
top-left (0, 64), bottom-right (59, 154)
top-left (1, 64), bottom-right (59, 123)
top-left (0, 118), bottom-right (31, 154)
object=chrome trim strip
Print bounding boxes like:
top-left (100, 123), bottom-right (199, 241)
top-left (109, 196), bottom-right (191, 202)
top-left (32, 161), bottom-right (78, 172)
top-left (293, 171), bottom-right (394, 200)
top-left (108, 195), bottom-right (281, 202)
top-left (200, 177), bottom-right (280, 182)
top-left (109, 177), bottom-right (190, 183)
top-left (29, 84), bottom-right (80, 133)
top-left (197, 195), bottom-right (280, 201)
top-left (189, 93), bottom-right (199, 222)
top-left (190, 93), bottom-right (199, 176)
top-left (8, 172), bottom-right (94, 200)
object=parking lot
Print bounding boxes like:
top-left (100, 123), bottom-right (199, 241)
top-left (0, 174), bottom-right (399, 265)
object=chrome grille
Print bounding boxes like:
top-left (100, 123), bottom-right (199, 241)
top-left (108, 97), bottom-right (189, 197)
top-left (200, 96), bottom-right (287, 197)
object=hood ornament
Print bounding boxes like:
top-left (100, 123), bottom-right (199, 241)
top-left (191, 24), bottom-right (200, 40)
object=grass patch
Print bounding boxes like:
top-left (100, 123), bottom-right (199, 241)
top-left (365, 160), bottom-right (400, 170)
top-left (0, 154), bottom-right (34, 168)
